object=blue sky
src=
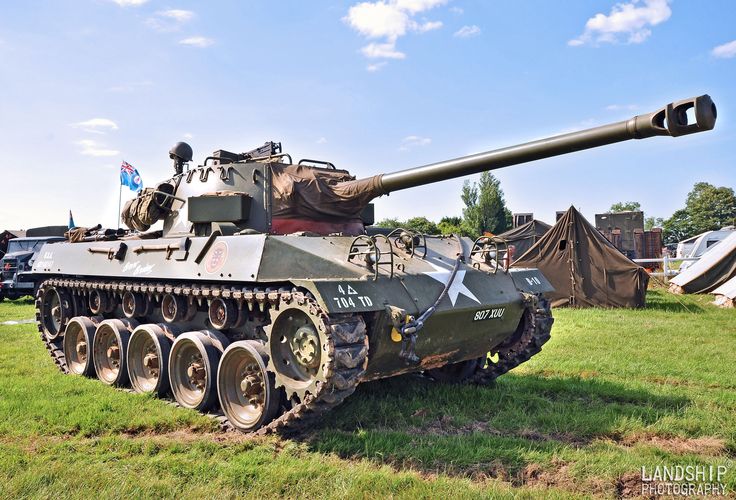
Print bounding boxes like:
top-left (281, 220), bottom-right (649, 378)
top-left (0, 0), bottom-right (734, 230)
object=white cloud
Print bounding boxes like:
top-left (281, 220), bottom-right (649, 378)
top-left (146, 9), bottom-right (195, 32)
top-left (71, 118), bottom-right (119, 134)
top-left (344, 0), bottom-right (446, 62)
top-left (361, 41), bottom-right (405, 59)
top-left (77, 139), bottom-right (120, 157)
top-left (568, 0), bottom-right (671, 47)
top-left (179, 36), bottom-right (214, 48)
top-left (183, 132), bottom-right (194, 140)
top-left (416, 21), bottom-right (442, 33)
top-left (605, 104), bottom-right (639, 111)
top-left (345, 2), bottom-right (411, 39)
top-left (160, 9), bottom-right (194, 22)
top-left (399, 135), bottom-right (431, 150)
top-left (110, 0), bottom-right (148, 7)
top-left (712, 40), bottom-right (736, 59)
top-left (316, 137), bottom-right (328, 144)
top-left (454, 25), bottom-right (480, 38)
top-left (394, 0), bottom-right (447, 14)
top-left (366, 62), bottom-right (388, 72)
top-left (449, 6), bottom-right (463, 14)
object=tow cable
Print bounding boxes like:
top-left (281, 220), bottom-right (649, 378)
top-left (399, 235), bottom-right (464, 364)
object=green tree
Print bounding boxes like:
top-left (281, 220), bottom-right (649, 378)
top-left (685, 182), bottom-right (736, 232)
top-left (461, 172), bottom-right (509, 236)
top-left (375, 217), bottom-right (439, 234)
top-left (609, 201), bottom-right (641, 212)
top-left (404, 216), bottom-right (438, 234)
top-left (644, 216), bottom-right (664, 230)
top-left (662, 182), bottom-right (736, 243)
top-left (375, 218), bottom-right (403, 228)
top-left (438, 216), bottom-right (463, 235)
top-left (662, 209), bottom-right (694, 245)
top-left (504, 208), bottom-right (513, 230)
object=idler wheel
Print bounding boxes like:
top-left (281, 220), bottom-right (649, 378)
top-left (122, 291), bottom-right (150, 319)
top-left (39, 286), bottom-right (73, 340)
top-left (217, 340), bottom-right (281, 432)
top-left (127, 324), bottom-right (175, 396)
top-left (169, 330), bottom-right (229, 410)
top-left (63, 316), bottom-right (99, 376)
top-left (88, 290), bottom-right (115, 315)
top-left (92, 318), bottom-right (138, 386)
top-left (208, 298), bottom-right (237, 330)
top-left (161, 293), bottom-right (187, 323)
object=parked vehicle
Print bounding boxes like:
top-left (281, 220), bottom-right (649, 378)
top-left (677, 227), bottom-right (735, 270)
top-left (0, 237), bottom-right (64, 301)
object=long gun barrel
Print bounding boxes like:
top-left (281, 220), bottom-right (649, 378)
top-left (374, 95), bottom-right (716, 194)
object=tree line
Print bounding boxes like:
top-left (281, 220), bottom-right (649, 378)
top-left (376, 172), bottom-right (512, 237)
top-left (608, 183), bottom-right (736, 244)
top-left (377, 173), bottom-right (735, 245)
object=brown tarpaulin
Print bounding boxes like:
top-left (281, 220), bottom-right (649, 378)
top-left (497, 219), bottom-right (552, 261)
top-left (512, 206), bottom-right (649, 308)
top-left (271, 164), bottom-right (383, 220)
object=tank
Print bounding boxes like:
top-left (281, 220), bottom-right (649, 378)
top-left (33, 95), bottom-right (717, 433)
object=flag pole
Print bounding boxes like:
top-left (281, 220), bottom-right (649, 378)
top-left (118, 161), bottom-right (122, 230)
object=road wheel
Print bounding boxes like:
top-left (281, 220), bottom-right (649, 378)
top-left (127, 324), bottom-right (173, 396)
top-left (169, 330), bottom-right (229, 411)
top-left (92, 318), bottom-right (137, 386)
top-left (218, 340), bottom-right (281, 432)
top-left (63, 316), bottom-right (99, 376)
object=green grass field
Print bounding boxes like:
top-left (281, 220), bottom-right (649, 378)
top-left (0, 290), bottom-right (733, 498)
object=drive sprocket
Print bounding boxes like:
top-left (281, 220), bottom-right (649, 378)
top-left (264, 299), bottom-right (332, 402)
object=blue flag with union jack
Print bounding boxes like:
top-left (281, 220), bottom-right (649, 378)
top-left (120, 161), bottom-right (143, 192)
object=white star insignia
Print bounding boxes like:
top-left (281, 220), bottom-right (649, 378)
top-left (423, 262), bottom-right (480, 306)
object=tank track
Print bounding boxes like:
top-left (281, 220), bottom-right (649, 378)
top-left (467, 293), bottom-right (554, 385)
top-left (35, 278), bottom-right (368, 436)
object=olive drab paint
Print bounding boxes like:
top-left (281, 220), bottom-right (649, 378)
top-left (32, 95), bottom-right (717, 433)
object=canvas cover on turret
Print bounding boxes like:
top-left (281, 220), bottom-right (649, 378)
top-left (669, 232), bottom-right (736, 294)
top-left (270, 164), bottom-right (383, 220)
top-left (511, 206), bottom-right (649, 308)
top-left (497, 219), bottom-right (552, 262)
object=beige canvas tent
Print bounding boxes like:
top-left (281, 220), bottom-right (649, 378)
top-left (711, 276), bottom-right (736, 308)
top-left (512, 206), bottom-right (649, 308)
top-left (669, 232), bottom-right (736, 294)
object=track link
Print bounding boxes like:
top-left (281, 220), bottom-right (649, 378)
top-left (35, 286), bottom-right (68, 375)
top-left (467, 293), bottom-right (553, 385)
top-left (35, 278), bottom-right (368, 436)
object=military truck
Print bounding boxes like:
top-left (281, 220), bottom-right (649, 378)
top-left (32, 95), bottom-right (716, 434)
top-left (1, 236), bottom-right (65, 301)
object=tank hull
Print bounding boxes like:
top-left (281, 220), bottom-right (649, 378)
top-left (33, 234), bottom-right (552, 380)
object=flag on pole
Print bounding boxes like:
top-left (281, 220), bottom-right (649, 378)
top-left (120, 161), bottom-right (143, 192)
top-left (68, 210), bottom-right (76, 229)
